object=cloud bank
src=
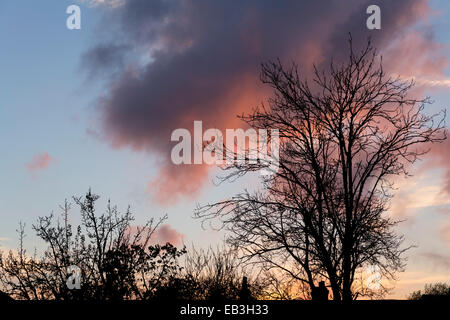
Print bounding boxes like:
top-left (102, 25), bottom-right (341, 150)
top-left (82, 0), bottom-right (447, 204)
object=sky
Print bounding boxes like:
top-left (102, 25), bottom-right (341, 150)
top-left (0, 0), bottom-right (449, 299)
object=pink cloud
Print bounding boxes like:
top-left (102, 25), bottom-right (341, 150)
top-left (151, 224), bottom-right (185, 246)
top-left (148, 163), bottom-right (211, 205)
top-left (26, 152), bottom-right (54, 174)
top-left (126, 223), bottom-right (185, 247)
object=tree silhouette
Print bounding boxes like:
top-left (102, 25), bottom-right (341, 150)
top-left (408, 283), bottom-right (450, 300)
top-left (0, 190), bottom-right (185, 300)
top-left (0, 190), bottom-right (264, 301)
top-left (196, 38), bottom-right (446, 301)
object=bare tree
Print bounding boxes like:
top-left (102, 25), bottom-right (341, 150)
top-left (181, 245), bottom-right (262, 300)
top-left (259, 270), bottom-right (311, 300)
top-left (0, 190), bottom-right (185, 300)
top-left (196, 38), bottom-right (446, 301)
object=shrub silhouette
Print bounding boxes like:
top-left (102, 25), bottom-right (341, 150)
top-left (0, 190), bottom-right (185, 300)
top-left (150, 246), bottom-right (262, 301)
top-left (408, 283), bottom-right (450, 300)
top-left (0, 190), bottom-right (262, 301)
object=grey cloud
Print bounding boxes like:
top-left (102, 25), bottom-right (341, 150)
top-left (82, 0), bottom-right (442, 203)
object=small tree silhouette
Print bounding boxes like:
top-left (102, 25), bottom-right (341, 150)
top-left (180, 246), bottom-right (262, 300)
top-left (408, 283), bottom-right (450, 300)
top-left (0, 189), bottom-right (185, 300)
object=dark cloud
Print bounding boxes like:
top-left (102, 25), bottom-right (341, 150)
top-left (82, 0), bottom-right (446, 204)
top-left (81, 43), bottom-right (129, 78)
